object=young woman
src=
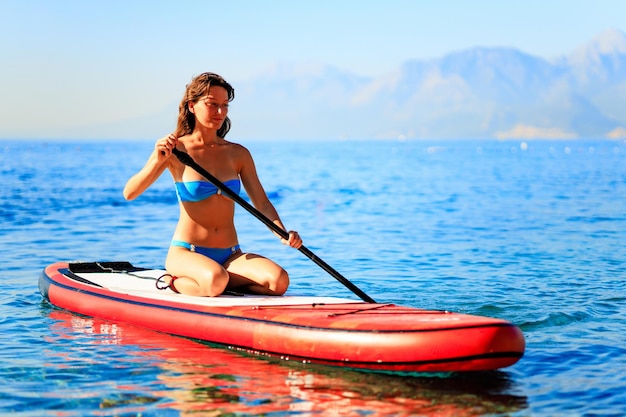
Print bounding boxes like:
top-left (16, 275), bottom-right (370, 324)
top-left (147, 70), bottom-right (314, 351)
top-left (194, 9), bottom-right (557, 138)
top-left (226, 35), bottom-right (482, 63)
top-left (123, 72), bottom-right (302, 297)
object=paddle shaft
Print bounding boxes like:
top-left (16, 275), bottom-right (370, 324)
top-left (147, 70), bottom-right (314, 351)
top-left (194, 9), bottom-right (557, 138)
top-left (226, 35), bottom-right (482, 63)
top-left (171, 147), bottom-right (376, 303)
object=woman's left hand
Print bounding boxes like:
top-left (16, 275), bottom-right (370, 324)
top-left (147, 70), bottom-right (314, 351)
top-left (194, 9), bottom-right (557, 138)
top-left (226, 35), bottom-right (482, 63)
top-left (283, 231), bottom-right (303, 249)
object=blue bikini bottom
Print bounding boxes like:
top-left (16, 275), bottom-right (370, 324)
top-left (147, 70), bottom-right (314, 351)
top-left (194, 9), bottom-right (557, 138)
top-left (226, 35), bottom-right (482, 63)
top-left (171, 240), bottom-right (240, 265)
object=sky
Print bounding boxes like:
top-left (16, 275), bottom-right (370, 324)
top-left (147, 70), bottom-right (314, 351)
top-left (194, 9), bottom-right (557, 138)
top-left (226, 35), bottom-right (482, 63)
top-left (1, 0), bottom-right (625, 140)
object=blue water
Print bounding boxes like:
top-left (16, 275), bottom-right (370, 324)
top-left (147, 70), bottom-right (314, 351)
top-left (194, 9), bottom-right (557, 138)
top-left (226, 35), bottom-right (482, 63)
top-left (1, 139), bottom-right (625, 416)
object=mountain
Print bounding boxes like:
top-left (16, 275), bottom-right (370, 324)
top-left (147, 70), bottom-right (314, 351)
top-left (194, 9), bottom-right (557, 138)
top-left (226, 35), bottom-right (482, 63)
top-left (231, 29), bottom-right (626, 140)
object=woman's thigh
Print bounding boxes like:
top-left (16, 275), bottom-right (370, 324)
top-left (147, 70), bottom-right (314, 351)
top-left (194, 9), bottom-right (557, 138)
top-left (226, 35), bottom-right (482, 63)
top-left (165, 246), bottom-right (229, 295)
top-left (225, 252), bottom-right (289, 294)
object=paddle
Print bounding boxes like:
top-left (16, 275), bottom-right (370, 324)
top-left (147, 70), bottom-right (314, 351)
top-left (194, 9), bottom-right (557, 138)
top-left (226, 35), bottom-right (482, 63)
top-left (171, 147), bottom-right (376, 303)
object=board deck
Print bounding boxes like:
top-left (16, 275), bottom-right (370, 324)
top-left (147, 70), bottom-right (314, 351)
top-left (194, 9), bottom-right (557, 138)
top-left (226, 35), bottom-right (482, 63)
top-left (67, 266), bottom-right (361, 307)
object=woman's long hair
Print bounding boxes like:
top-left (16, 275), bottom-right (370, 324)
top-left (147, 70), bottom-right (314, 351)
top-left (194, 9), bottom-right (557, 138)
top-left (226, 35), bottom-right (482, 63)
top-left (174, 72), bottom-right (235, 138)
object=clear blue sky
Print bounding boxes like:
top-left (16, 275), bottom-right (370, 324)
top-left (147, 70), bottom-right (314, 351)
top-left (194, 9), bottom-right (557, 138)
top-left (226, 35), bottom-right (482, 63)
top-left (1, 0), bottom-right (624, 139)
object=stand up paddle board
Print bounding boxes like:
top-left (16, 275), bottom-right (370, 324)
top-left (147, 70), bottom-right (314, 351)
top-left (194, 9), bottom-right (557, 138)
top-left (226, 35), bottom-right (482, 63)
top-left (39, 261), bottom-right (525, 373)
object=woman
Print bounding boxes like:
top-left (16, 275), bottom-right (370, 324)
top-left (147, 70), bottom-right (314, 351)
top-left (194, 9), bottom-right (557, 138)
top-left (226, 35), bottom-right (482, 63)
top-left (123, 72), bottom-right (302, 297)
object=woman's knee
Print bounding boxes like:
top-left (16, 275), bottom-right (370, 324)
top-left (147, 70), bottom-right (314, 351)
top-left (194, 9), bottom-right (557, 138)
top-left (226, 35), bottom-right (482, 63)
top-left (197, 268), bottom-right (229, 296)
top-left (271, 268), bottom-right (290, 295)
top-left (166, 253), bottom-right (229, 297)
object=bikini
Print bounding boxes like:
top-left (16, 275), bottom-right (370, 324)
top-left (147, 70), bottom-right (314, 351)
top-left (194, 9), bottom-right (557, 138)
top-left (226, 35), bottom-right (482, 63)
top-left (158, 178), bottom-right (243, 293)
top-left (172, 178), bottom-right (242, 265)
top-left (174, 179), bottom-right (241, 203)
top-left (170, 240), bottom-right (240, 265)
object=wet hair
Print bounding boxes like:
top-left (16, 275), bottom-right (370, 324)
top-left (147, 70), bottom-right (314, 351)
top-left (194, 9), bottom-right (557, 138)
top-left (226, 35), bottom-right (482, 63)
top-left (175, 72), bottom-right (235, 138)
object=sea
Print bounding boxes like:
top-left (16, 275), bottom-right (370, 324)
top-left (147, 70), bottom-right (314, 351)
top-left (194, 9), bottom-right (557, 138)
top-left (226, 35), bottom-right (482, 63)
top-left (1, 138), bottom-right (624, 416)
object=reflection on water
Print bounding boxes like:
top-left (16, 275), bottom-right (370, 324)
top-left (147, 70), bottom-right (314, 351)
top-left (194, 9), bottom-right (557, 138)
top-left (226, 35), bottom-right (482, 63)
top-left (46, 309), bottom-right (527, 416)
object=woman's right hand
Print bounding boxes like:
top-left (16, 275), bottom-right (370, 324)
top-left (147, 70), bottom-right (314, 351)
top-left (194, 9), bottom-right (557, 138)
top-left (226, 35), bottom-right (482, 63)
top-left (156, 134), bottom-right (178, 160)
top-left (124, 134), bottom-right (177, 200)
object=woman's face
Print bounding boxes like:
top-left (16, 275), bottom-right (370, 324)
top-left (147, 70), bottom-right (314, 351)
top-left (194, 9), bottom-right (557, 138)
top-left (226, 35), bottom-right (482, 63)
top-left (189, 86), bottom-right (229, 131)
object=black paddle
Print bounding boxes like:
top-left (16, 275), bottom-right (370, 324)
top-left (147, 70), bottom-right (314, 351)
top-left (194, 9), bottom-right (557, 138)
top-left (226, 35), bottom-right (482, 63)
top-left (171, 147), bottom-right (376, 303)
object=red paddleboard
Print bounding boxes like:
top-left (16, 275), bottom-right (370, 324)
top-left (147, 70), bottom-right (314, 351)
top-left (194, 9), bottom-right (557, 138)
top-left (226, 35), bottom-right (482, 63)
top-left (40, 261), bottom-right (525, 373)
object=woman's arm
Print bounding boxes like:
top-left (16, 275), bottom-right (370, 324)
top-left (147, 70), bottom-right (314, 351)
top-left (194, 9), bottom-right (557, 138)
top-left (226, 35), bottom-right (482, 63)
top-left (123, 135), bottom-right (177, 200)
top-left (238, 145), bottom-right (302, 248)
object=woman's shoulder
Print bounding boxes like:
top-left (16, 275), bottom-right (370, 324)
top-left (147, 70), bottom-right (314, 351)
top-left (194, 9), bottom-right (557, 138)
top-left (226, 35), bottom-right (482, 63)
top-left (177, 134), bottom-right (202, 150)
top-left (224, 141), bottom-right (255, 174)
top-left (227, 141), bottom-right (252, 158)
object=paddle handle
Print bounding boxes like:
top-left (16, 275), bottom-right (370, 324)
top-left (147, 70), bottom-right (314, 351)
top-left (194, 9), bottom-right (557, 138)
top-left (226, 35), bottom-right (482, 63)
top-left (172, 148), bottom-right (376, 303)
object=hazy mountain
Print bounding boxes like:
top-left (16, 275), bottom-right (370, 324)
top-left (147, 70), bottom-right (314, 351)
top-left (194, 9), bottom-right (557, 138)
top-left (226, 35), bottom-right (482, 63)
top-left (231, 28), bottom-right (626, 140)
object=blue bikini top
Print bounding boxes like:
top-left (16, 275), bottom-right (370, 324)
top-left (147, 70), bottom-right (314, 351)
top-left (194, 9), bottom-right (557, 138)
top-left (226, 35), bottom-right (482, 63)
top-left (174, 179), bottom-right (241, 202)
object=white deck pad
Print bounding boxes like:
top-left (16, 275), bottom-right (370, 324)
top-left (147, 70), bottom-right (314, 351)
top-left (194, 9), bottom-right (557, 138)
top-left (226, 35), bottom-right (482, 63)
top-left (74, 269), bottom-right (364, 307)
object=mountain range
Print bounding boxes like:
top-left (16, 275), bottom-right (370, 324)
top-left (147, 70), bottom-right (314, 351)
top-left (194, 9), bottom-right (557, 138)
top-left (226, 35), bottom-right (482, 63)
top-left (230, 28), bottom-right (626, 140)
